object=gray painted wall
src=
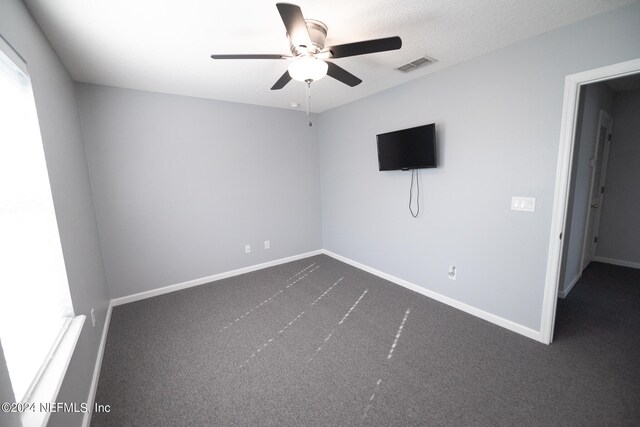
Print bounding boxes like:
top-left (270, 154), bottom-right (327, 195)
top-left (75, 84), bottom-right (322, 299)
top-left (0, 1), bottom-right (110, 426)
top-left (559, 83), bottom-right (614, 295)
top-left (317, 2), bottom-right (640, 331)
top-left (597, 88), bottom-right (640, 265)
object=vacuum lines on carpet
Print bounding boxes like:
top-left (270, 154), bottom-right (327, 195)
top-left (219, 262), bottom-right (319, 333)
top-left (239, 276), bottom-right (344, 368)
top-left (95, 258), bottom-right (640, 425)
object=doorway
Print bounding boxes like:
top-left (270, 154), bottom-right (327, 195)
top-left (541, 58), bottom-right (640, 344)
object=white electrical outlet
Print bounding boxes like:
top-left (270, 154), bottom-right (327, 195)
top-left (245, 244), bottom-right (251, 254)
top-left (448, 265), bottom-right (457, 280)
top-left (90, 308), bottom-right (96, 327)
top-left (264, 240), bottom-right (270, 249)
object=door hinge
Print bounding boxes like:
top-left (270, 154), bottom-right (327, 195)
top-left (594, 236), bottom-right (598, 243)
top-left (601, 186), bottom-right (605, 194)
top-left (559, 232), bottom-right (563, 240)
top-left (608, 133), bottom-right (612, 141)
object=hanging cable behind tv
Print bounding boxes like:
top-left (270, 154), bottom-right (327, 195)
top-left (409, 169), bottom-right (420, 218)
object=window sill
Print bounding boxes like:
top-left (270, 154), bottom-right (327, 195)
top-left (20, 315), bottom-right (85, 427)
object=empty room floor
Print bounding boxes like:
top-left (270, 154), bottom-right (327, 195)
top-left (92, 256), bottom-right (640, 426)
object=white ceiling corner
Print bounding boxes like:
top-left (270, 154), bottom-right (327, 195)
top-left (23, 0), bottom-right (637, 112)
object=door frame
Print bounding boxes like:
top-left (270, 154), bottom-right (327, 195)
top-left (579, 110), bottom-right (613, 273)
top-left (540, 58), bottom-right (640, 345)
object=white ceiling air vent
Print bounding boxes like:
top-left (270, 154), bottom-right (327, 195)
top-left (395, 56), bottom-right (437, 72)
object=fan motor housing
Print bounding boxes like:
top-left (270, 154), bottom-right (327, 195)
top-left (289, 19), bottom-right (327, 56)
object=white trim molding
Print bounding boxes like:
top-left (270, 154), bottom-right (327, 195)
top-left (82, 304), bottom-right (112, 427)
top-left (322, 250), bottom-right (543, 343)
top-left (593, 256), bottom-right (640, 270)
top-left (21, 316), bottom-right (85, 427)
top-left (110, 250), bottom-right (323, 306)
top-left (541, 57), bottom-right (640, 345)
top-left (0, 34), bottom-right (28, 75)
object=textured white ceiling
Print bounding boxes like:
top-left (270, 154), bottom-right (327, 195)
top-left (23, 0), bottom-right (636, 112)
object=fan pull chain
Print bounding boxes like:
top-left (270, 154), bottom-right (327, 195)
top-left (306, 80), bottom-right (312, 127)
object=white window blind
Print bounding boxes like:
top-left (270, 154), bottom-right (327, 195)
top-left (0, 39), bottom-right (75, 404)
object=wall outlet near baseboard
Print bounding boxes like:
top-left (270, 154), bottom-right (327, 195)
top-left (448, 265), bottom-right (457, 280)
top-left (245, 244), bottom-right (251, 254)
top-left (264, 240), bottom-right (270, 249)
top-left (90, 308), bottom-right (96, 327)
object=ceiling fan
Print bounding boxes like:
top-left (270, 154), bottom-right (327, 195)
top-left (210, 2), bottom-right (402, 90)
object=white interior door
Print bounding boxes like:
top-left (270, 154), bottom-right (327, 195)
top-left (581, 110), bottom-right (612, 271)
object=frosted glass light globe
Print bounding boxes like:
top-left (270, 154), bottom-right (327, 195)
top-left (288, 57), bottom-right (328, 82)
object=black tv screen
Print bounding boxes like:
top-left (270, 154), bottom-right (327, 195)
top-left (376, 123), bottom-right (436, 171)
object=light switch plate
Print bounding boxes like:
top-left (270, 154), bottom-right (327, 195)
top-left (511, 196), bottom-right (536, 212)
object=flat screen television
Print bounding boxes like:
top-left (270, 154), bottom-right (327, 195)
top-left (376, 123), bottom-right (436, 171)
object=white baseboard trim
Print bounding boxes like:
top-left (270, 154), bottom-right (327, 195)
top-left (321, 249), bottom-right (543, 343)
top-left (111, 249), bottom-right (324, 307)
top-left (82, 302), bottom-right (112, 427)
top-left (593, 256), bottom-right (640, 270)
top-left (558, 273), bottom-right (581, 299)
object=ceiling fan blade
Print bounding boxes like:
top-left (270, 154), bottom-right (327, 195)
top-left (327, 36), bottom-right (402, 59)
top-left (276, 3), bottom-right (312, 49)
top-left (211, 54), bottom-right (290, 60)
top-left (326, 62), bottom-right (362, 87)
top-left (271, 70), bottom-right (292, 90)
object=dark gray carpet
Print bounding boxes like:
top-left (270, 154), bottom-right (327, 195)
top-left (91, 256), bottom-right (640, 426)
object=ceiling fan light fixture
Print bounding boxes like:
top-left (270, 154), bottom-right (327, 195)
top-left (287, 56), bottom-right (328, 82)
